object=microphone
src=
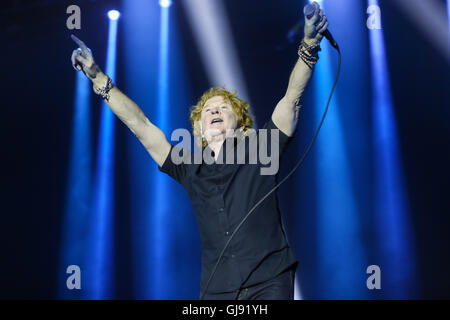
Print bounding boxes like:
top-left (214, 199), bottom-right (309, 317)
top-left (303, 3), bottom-right (339, 51)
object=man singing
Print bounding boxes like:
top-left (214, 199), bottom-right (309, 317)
top-left (70, 2), bottom-right (328, 300)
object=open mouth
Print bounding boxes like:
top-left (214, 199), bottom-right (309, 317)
top-left (211, 118), bottom-right (223, 124)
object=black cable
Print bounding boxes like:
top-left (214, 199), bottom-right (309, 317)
top-left (200, 45), bottom-right (341, 300)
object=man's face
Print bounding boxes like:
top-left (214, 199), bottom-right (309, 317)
top-left (200, 96), bottom-right (238, 143)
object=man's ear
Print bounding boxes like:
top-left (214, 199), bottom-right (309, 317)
top-left (195, 120), bottom-right (203, 138)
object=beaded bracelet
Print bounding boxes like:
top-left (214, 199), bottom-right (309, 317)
top-left (298, 39), bottom-right (321, 69)
top-left (93, 76), bottom-right (114, 102)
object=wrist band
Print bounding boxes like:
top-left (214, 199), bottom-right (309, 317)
top-left (93, 76), bottom-right (114, 101)
top-left (298, 39), bottom-right (321, 69)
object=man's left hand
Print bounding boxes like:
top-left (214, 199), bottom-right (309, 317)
top-left (304, 1), bottom-right (329, 45)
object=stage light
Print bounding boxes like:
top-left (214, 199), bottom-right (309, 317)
top-left (447, 0), bottom-right (450, 37)
top-left (60, 9), bottom-right (120, 300)
top-left (59, 68), bottom-right (92, 299)
top-left (312, 0), bottom-right (368, 299)
top-left (159, 0), bottom-right (172, 8)
top-left (108, 10), bottom-right (121, 20)
top-left (369, 0), bottom-right (417, 298)
top-left (182, 0), bottom-right (252, 106)
top-left (392, 0), bottom-right (450, 63)
top-left (88, 13), bottom-right (120, 299)
top-left (149, 1), bottom-right (172, 299)
top-left (123, 0), bottom-right (196, 299)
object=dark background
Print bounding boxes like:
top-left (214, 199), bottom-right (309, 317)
top-left (1, 0), bottom-right (449, 299)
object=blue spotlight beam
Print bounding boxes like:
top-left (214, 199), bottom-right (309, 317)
top-left (59, 71), bottom-right (92, 299)
top-left (448, 0), bottom-right (450, 36)
top-left (87, 15), bottom-right (120, 299)
top-left (123, 0), bottom-right (159, 299)
top-left (313, 0), bottom-right (368, 299)
top-left (152, 4), bottom-right (171, 299)
top-left (124, 0), bottom-right (198, 299)
top-left (314, 45), bottom-right (366, 298)
top-left (368, 0), bottom-right (417, 298)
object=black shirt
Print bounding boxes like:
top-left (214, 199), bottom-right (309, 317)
top-left (158, 117), bottom-right (298, 294)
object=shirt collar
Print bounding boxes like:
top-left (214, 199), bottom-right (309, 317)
top-left (202, 135), bottom-right (242, 165)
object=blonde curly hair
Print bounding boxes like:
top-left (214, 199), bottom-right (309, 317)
top-left (189, 87), bottom-right (254, 147)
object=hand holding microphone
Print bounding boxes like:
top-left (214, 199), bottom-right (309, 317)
top-left (303, 1), bottom-right (339, 50)
top-left (304, 2), bottom-right (328, 44)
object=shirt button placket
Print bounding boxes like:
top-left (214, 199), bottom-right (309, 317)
top-left (217, 189), bottom-right (228, 240)
top-left (216, 183), bottom-right (234, 261)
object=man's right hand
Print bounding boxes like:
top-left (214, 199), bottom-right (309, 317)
top-left (70, 34), bottom-right (102, 80)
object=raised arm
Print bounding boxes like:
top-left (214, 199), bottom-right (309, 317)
top-left (70, 35), bottom-right (171, 167)
top-left (271, 2), bottom-right (329, 136)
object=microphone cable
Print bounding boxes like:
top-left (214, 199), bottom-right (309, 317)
top-left (200, 44), bottom-right (341, 300)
